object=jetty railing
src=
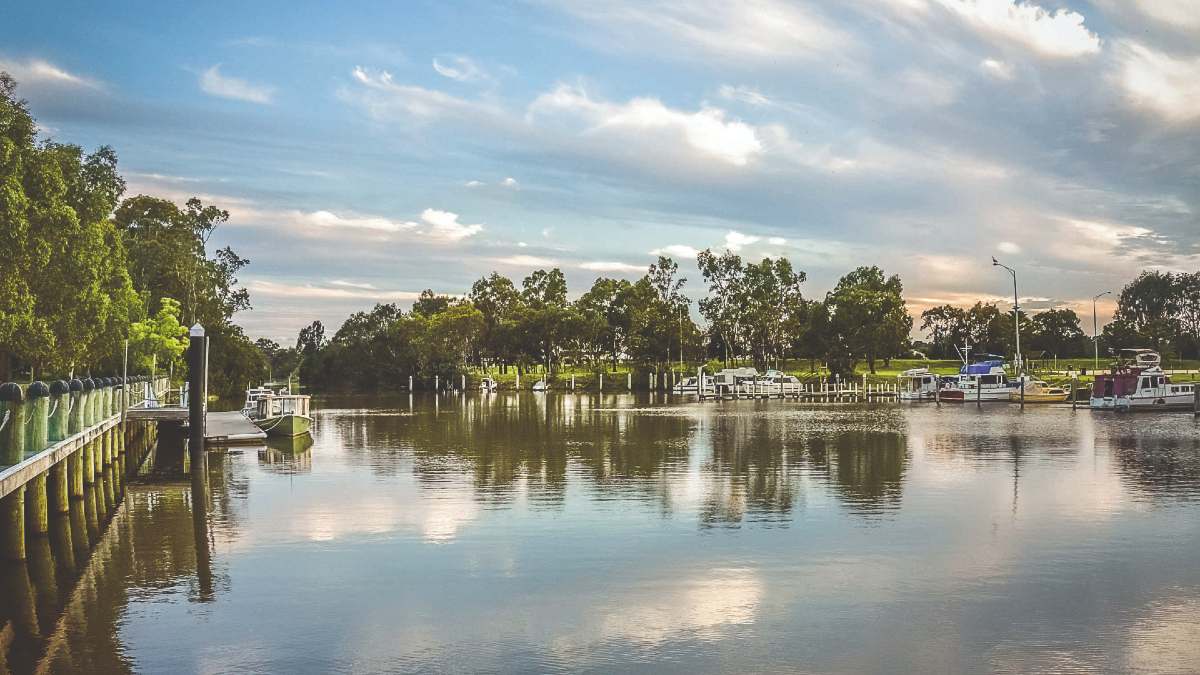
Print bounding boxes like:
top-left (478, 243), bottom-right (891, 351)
top-left (0, 375), bottom-right (169, 560)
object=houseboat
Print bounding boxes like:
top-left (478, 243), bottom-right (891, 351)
top-left (760, 369), bottom-right (802, 394)
top-left (897, 367), bottom-right (939, 401)
top-left (672, 375), bottom-right (712, 395)
top-left (711, 367), bottom-right (760, 396)
top-left (479, 377), bottom-right (498, 392)
top-left (1091, 350), bottom-right (1195, 411)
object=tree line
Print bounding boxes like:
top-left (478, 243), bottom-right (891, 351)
top-left (262, 257), bottom-right (915, 391)
top-left (0, 74), bottom-right (265, 398)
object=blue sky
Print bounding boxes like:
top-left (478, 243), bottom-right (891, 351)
top-left (3, 0), bottom-right (1197, 342)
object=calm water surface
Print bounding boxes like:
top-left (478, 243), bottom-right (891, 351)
top-left (10, 395), bottom-right (1200, 673)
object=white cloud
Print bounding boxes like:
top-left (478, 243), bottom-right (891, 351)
top-left (1126, 0), bottom-right (1200, 34)
top-left (292, 209), bottom-right (416, 233)
top-left (432, 55), bottom-right (487, 83)
top-left (418, 208), bottom-right (484, 242)
top-left (650, 244), bottom-right (700, 258)
top-left (1114, 41), bottom-right (1200, 123)
top-left (768, 236), bottom-right (787, 246)
top-left (997, 241), bottom-right (1021, 253)
top-left (1, 58), bottom-right (101, 89)
top-left (897, 69), bottom-right (959, 106)
top-left (200, 65), bottom-right (274, 104)
top-left (464, 180), bottom-right (485, 187)
top-left (554, 0), bottom-right (852, 63)
top-left (491, 254), bottom-right (558, 267)
top-left (934, 0), bottom-right (1101, 58)
top-left (348, 66), bottom-right (490, 119)
top-left (529, 84), bottom-right (763, 166)
top-left (717, 85), bottom-right (771, 106)
top-left (724, 231), bottom-right (761, 252)
top-left (579, 261), bottom-right (645, 273)
top-left (501, 177), bottom-right (520, 189)
top-left (330, 280), bottom-right (378, 290)
top-left (980, 58), bottom-right (1015, 80)
top-left (247, 279), bottom-right (422, 301)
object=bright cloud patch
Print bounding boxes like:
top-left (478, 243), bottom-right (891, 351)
top-left (432, 55), bottom-right (487, 83)
top-left (492, 254), bottom-right (558, 267)
top-left (419, 208), bottom-right (484, 242)
top-left (1115, 41), bottom-right (1200, 123)
top-left (501, 177), bottom-right (519, 189)
top-left (936, 0), bottom-right (1101, 58)
top-left (200, 65), bottom-right (274, 104)
top-left (349, 66), bottom-right (485, 119)
top-left (650, 245), bottom-right (701, 259)
top-left (980, 58), bottom-right (1014, 80)
top-left (0, 58), bottom-right (100, 89)
top-left (297, 209), bottom-right (416, 233)
top-left (529, 84), bottom-right (763, 166)
top-left (724, 231), bottom-right (761, 252)
top-left (579, 261), bottom-right (644, 273)
top-left (997, 241), bottom-right (1021, 253)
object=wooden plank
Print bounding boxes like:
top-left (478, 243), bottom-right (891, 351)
top-left (0, 415), bottom-right (120, 501)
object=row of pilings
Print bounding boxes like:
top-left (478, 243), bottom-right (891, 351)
top-left (0, 376), bottom-right (163, 672)
top-left (0, 376), bottom-right (161, 561)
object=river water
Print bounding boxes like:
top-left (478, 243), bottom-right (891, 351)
top-left (5, 394), bottom-right (1200, 674)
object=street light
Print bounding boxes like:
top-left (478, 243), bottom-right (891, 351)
top-left (992, 257), bottom-right (1022, 374)
top-left (1093, 290), bottom-right (1111, 372)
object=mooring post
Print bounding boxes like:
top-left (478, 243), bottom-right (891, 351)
top-left (462, 374), bottom-right (466, 391)
top-left (81, 378), bottom-right (94, 428)
top-left (1072, 376), bottom-right (1078, 410)
top-left (68, 379), bottom-right (84, 435)
top-left (25, 382), bottom-right (49, 456)
top-left (1, 383), bottom-right (26, 465)
top-left (435, 374), bottom-right (439, 392)
top-left (1194, 382), bottom-right (1199, 417)
top-left (598, 372), bottom-right (603, 393)
top-left (188, 324), bottom-right (207, 470)
top-left (26, 472), bottom-right (48, 535)
top-left (49, 380), bottom-right (69, 443)
top-left (627, 372), bottom-right (632, 391)
top-left (516, 370), bottom-right (520, 389)
top-left (409, 375), bottom-right (413, 392)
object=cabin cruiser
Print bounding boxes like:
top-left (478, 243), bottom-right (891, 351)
top-left (938, 358), bottom-right (1014, 402)
top-left (759, 369), bottom-right (802, 394)
top-left (671, 375), bottom-right (712, 395)
top-left (1091, 349), bottom-right (1194, 411)
top-left (897, 367), bottom-right (939, 401)
top-left (1010, 378), bottom-right (1070, 403)
top-left (711, 367), bottom-right (760, 396)
top-left (479, 377), bottom-right (498, 392)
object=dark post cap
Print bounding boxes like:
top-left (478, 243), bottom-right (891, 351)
top-left (82, 378), bottom-right (95, 391)
top-left (69, 379), bottom-right (84, 392)
top-left (27, 381), bottom-right (50, 398)
top-left (0, 382), bottom-right (23, 402)
top-left (50, 380), bottom-right (70, 395)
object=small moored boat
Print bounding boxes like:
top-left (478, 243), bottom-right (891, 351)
top-left (479, 377), bottom-right (498, 392)
top-left (1091, 349), bottom-right (1195, 411)
top-left (1010, 378), bottom-right (1070, 403)
top-left (531, 379), bottom-right (550, 392)
top-left (897, 367), bottom-right (939, 401)
top-left (242, 385), bottom-right (312, 437)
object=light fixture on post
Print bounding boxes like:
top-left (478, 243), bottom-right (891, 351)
top-left (992, 257), bottom-right (1022, 374)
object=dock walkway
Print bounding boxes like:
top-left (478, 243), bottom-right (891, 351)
top-left (125, 407), bottom-right (266, 444)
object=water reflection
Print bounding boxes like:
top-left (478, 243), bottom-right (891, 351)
top-left (4, 396), bottom-right (1200, 673)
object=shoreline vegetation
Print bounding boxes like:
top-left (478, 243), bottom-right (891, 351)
top-left (4, 73), bottom-right (1199, 398)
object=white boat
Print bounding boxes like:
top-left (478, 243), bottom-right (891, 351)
top-left (711, 367), bottom-right (760, 396)
top-left (938, 358), bottom-right (1014, 402)
top-left (897, 367), bottom-right (939, 401)
top-left (531, 379), bottom-right (549, 392)
top-left (1091, 349), bottom-right (1195, 411)
top-left (760, 369), bottom-right (802, 394)
top-left (479, 377), bottom-right (498, 392)
top-left (671, 375), bottom-right (712, 394)
top-left (241, 385), bottom-right (312, 437)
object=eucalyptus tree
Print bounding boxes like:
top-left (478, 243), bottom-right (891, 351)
top-left (824, 266), bottom-right (911, 373)
top-left (469, 272), bottom-right (521, 371)
top-left (697, 249), bottom-right (745, 365)
top-left (739, 257), bottom-right (806, 368)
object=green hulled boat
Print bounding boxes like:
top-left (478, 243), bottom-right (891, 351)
top-left (242, 386), bottom-right (313, 438)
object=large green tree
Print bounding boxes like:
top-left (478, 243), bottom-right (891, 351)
top-left (823, 266), bottom-right (911, 373)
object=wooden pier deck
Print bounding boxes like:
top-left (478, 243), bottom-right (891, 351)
top-left (125, 407), bottom-right (266, 444)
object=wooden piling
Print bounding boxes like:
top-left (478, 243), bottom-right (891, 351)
top-left (49, 380), bottom-right (69, 442)
top-left (49, 461), bottom-right (70, 514)
top-left (25, 473), bottom-right (49, 535)
top-left (1, 382), bottom-right (26, 465)
top-left (68, 379), bottom-right (84, 435)
top-left (188, 324), bottom-right (208, 471)
top-left (68, 449), bottom-right (84, 497)
top-left (1, 485), bottom-right (26, 560)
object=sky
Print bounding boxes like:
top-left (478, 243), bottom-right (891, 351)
top-left (2, 0), bottom-right (1197, 344)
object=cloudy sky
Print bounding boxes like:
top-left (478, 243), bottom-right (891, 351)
top-left (2, 0), bottom-right (1197, 342)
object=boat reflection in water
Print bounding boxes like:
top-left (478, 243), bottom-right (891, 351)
top-left (4, 394), bottom-right (1200, 673)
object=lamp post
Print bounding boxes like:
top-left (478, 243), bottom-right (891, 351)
top-left (992, 257), bottom-right (1022, 374)
top-left (1093, 290), bottom-right (1111, 373)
